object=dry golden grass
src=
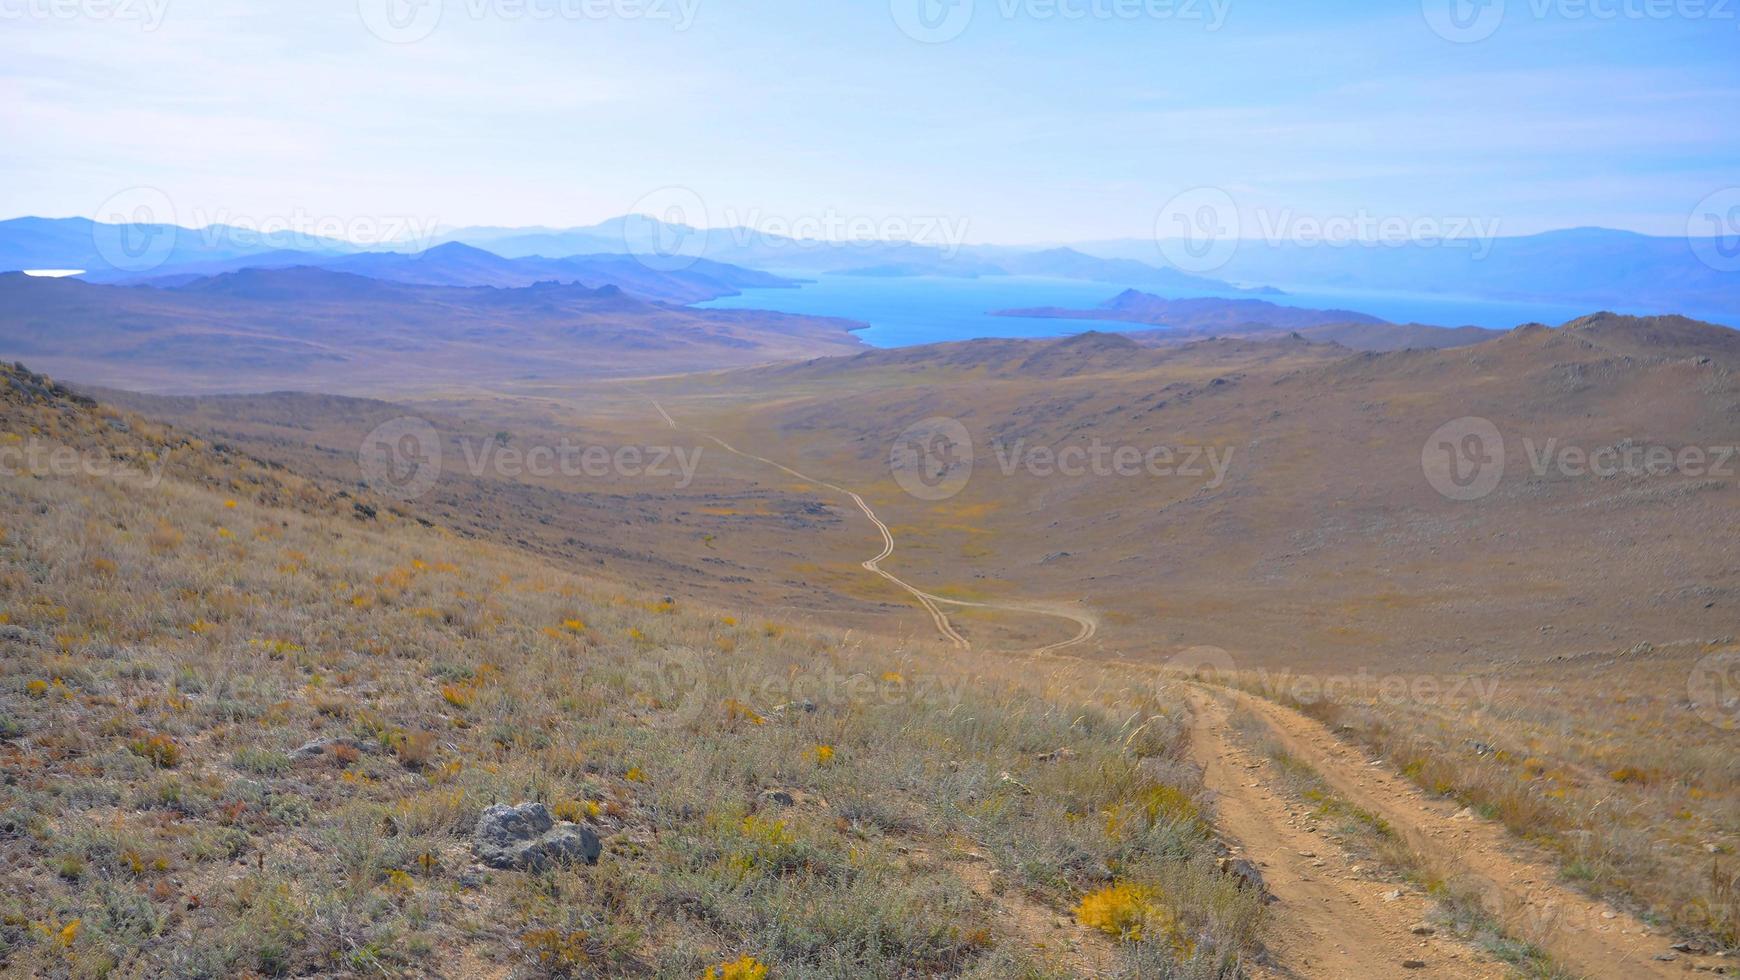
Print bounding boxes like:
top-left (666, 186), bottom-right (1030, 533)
top-left (0, 367), bottom-right (1263, 978)
top-left (1217, 653), bottom-right (1740, 949)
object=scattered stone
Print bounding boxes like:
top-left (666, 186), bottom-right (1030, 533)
top-left (1411, 924), bottom-right (1436, 936)
top-left (1216, 857), bottom-right (1271, 899)
top-left (473, 802), bottom-right (600, 871)
top-left (1401, 960), bottom-right (1426, 969)
top-left (769, 699), bottom-right (817, 715)
top-left (1035, 748), bottom-right (1076, 762)
top-left (1654, 952), bottom-right (1677, 961)
top-left (289, 737), bottom-right (366, 760)
top-left (1674, 942), bottom-right (1708, 954)
top-left (1466, 740), bottom-right (1496, 757)
top-left (757, 789), bottom-right (796, 808)
top-left (0, 625), bottom-right (41, 645)
top-left (1383, 889), bottom-right (1404, 902)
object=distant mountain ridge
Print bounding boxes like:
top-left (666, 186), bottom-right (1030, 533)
top-left (1078, 227), bottom-right (1740, 319)
top-left (997, 290), bottom-right (1501, 350)
top-left (132, 242), bottom-right (799, 304)
top-left (6, 216), bottom-right (1736, 321)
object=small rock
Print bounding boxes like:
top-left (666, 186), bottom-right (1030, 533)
top-left (473, 802), bottom-right (600, 871)
top-left (1401, 960), bottom-right (1426, 969)
top-left (1216, 857), bottom-right (1270, 899)
top-left (0, 624), bottom-right (41, 645)
top-left (289, 737), bottom-right (365, 760)
top-left (1383, 889), bottom-right (1404, 902)
top-left (758, 789), bottom-right (796, 807)
top-left (1411, 924), bottom-right (1436, 936)
top-left (1035, 748), bottom-right (1076, 762)
top-left (769, 699), bottom-right (817, 714)
top-left (1654, 952), bottom-right (1677, 961)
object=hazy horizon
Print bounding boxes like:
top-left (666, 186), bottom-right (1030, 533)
top-left (6, 0), bottom-right (1738, 246)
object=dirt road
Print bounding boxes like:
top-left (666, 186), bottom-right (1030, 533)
top-left (1187, 684), bottom-right (1693, 980)
top-left (653, 399), bottom-right (1096, 655)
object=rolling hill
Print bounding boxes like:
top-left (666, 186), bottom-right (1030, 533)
top-left (0, 268), bottom-right (865, 393)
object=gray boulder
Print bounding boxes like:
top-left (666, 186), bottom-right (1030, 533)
top-left (474, 802), bottom-right (600, 870)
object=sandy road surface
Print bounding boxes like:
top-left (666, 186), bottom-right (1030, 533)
top-left (1190, 684), bottom-right (1695, 980)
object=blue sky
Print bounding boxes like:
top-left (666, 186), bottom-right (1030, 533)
top-left (2, 0), bottom-right (1736, 243)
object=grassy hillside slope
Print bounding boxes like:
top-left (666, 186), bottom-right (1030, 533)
top-left (0, 364), bottom-right (1260, 978)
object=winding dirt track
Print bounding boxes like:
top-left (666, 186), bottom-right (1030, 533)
top-left (654, 400), bottom-right (1695, 978)
top-left (653, 400), bottom-right (1096, 655)
top-left (1188, 684), bottom-right (1688, 980)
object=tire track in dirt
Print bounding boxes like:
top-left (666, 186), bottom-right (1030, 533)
top-left (1193, 683), bottom-right (1694, 980)
top-left (1186, 686), bottom-right (1507, 979)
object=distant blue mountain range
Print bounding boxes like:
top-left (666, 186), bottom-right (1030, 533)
top-left (1, 216), bottom-right (1734, 317)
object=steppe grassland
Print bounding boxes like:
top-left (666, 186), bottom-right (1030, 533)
top-left (0, 387), bottom-right (1263, 977)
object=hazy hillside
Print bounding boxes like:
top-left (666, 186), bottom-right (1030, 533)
top-left (0, 216), bottom-right (361, 278)
top-left (129, 242), bottom-right (801, 304)
top-left (0, 269), bottom-right (866, 393)
top-left (675, 313), bottom-right (1739, 667)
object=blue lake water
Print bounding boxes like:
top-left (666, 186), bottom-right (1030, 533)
top-left (696, 273), bottom-right (1707, 347)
